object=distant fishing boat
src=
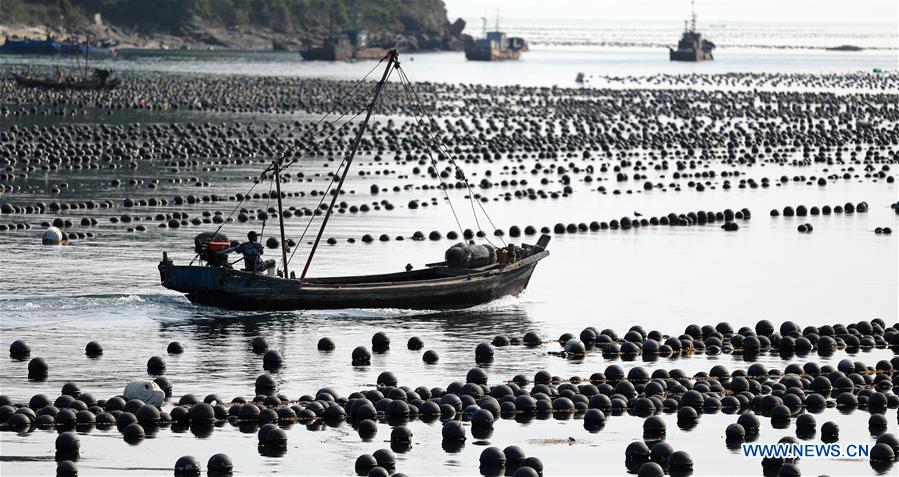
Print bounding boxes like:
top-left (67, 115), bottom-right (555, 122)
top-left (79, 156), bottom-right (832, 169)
top-left (159, 50), bottom-right (550, 311)
top-left (1, 37), bottom-right (116, 56)
top-left (300, 30), bottom-right (387, 62)
top-left (299, 6), bottom-right (386, 61)
top-left (464, 17), bottom-right (527, 61)
top-left (826, 45), bottom-right (864, 52)
top-left (669, 0), bottom-right (715, 62)
top-left (13, 69), bottom-right (120, 91)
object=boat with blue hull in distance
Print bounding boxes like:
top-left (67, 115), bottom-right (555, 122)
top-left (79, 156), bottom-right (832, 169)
top-left (1, 37), bottom-right (116, 56)
top-left (158, 50), bottom-right (550, 311)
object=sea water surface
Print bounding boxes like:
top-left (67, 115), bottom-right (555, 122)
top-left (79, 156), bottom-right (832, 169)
top-left (1, 22), bottom-right (898, 477)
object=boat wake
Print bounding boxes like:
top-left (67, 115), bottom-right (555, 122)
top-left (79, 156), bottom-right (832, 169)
top-left (0, 293), bottom-right (188, 326)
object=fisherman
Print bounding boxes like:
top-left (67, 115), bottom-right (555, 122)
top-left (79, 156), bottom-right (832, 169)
top-left (220, 231), bottom-right (275, 274)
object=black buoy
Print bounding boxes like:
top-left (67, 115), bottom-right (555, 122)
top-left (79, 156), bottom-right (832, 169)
top-left (625, 441), bottom-right (651, 462)
top-left (207, 454), bottom-right (233, 476)
top-left (167, 342), bottom-right (184, 354)
top-left (870, 443), bottom-right (895, 463)
top-left (352, 346), bottom-right (371, 365)
top-left (358, 419), bottom-right (378, 439)
top-left (637, 462), bottom-right (664, 477)
top-left (442, 420), bottom-right (466, 441)
top-left (252, 337), bottom-right (269, 353)
top-left (56, 460), bottom-right (78, 477)
top-left (355, 454), bottom-right (378, 475)
top-left (377, 371), bottom-right (398, 387)
top-left (422, 350), bottom-right (439, 363)
top-left (174, 455), bottom-right (201, 476)
top-left (56, 431), bottom-right (80, 455)
top-left (317, 337), bottom-right (335, 351)
top-left (28, 357), bottom-right (48, 378)
top-left (726, 423), bottom-right (746, 441)
top-left (372, 332), bottom-right (390, 350)
top-left (390, 425), bottom-right (412, 445)
top-left (264, 428), bottom-right (288, 448)
top-left (9, 339), bottom-right (30, 358)
top-left (147, 356), bottom-right (166, 375)
top-left (372, 448), bottom-right (396, 469)
top-left (475, 342), bottom-right (495, 362)
top-left (85, 341), bottom-right (103, 357)
top-left (512, 467), bottom-right (539, 477)
top-left (480, 446), bottom-right (506, 466)
top-left (668, 450), bottom-right (693, 472)
top-left (407, 336), bottom-right (423, 350)
top-left (262, 350), bottom-right (283, 370)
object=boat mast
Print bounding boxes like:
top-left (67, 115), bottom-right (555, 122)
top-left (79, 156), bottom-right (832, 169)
top-left (83, 34), bottom-right (89, 79)
top-left (299, 49), bottom-right (398, 282)
top-left (274, 160), bottom-right (289, 278)
top-left (690, 0), bottom-right (697, 32)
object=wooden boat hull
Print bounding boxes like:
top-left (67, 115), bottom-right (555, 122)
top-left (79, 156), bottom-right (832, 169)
top-left (669, 48), bottom-right (713, 61)
top-left (159, 250), bottom-right (548, 311)
top-left (464, 48), bottom-right (521, 61)
top-left (1, 38), bottom-right (113, 56)
top-left (12, 73), bottom-right (121, 91)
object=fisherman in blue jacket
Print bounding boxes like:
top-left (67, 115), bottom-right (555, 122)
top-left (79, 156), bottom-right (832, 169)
top-left (221, 231), bottom-right (275, 273)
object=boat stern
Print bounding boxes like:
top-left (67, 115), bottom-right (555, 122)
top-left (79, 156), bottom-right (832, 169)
top-left (158, 253), bottom-right (225, 293)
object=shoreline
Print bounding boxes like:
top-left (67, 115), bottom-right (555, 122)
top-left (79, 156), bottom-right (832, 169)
top-left (0, 23), bottom-right (464, 53)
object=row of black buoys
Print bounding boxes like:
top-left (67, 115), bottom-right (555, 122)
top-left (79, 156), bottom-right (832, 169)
top-left (774, 201), bottom-right (868, 217)
top-left (874, 227), bottom-right (892, 235)
top-left (479, 446), bottom-right (543, 477)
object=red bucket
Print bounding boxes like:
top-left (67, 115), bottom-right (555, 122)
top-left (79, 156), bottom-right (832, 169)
top-left (205, 241), bottom-right (230, 252)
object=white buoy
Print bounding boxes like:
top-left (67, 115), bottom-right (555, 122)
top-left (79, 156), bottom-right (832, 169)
top-left (123, 380), bottom-right (165, 406)
top-left (42, 226), bottom-right (66, 245)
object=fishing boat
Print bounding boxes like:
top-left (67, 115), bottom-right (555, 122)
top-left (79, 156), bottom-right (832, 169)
top-left (300, 30), bottom-right (386, 62)
top-left (12, 68), bottom-right (120, 91)
top-left (1, 37), bottom-right (115, 56)
top-left (464, 17), bottom-right (527, 62)
top-left (158, 49), bottom-right (550, 311)
top-left (668, 0), bottom-right (715, 62)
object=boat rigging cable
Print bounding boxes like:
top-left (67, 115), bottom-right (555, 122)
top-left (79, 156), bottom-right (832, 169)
top-left (298, 50), bottom-right (400, 282)
top-left (393, 63), bottom-right (506, 247)
top-left (187, 60), bottom-right (385, 265)
top-left (192, 50), bottom-right (507, 276)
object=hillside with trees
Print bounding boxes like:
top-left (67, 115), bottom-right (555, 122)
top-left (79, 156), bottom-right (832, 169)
top-left (0, 0), bottom-right (469, 51)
